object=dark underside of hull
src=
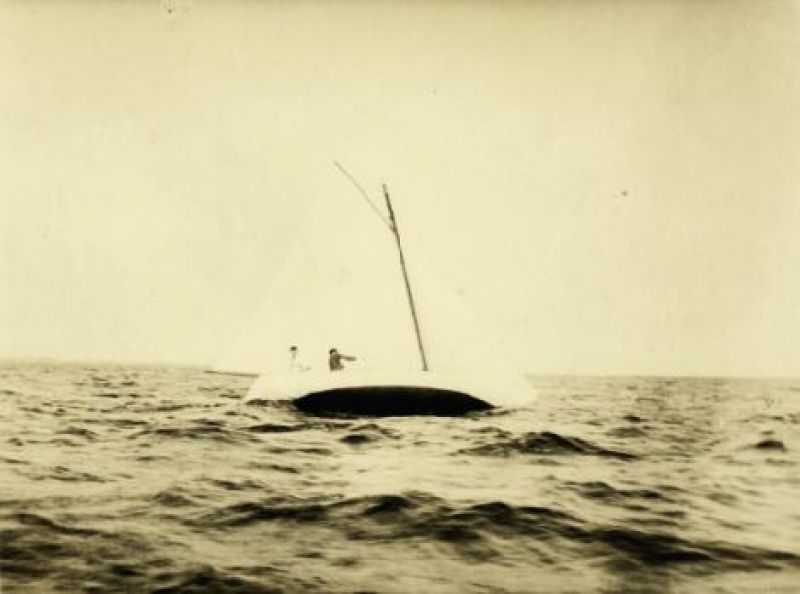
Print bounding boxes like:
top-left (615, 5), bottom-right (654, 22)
top-left (293, 386), bottom-right (493, 417)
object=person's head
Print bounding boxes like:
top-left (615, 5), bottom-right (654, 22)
top-left (329, 348), bottom-right (337, 355)
top-left (289, 345), bottom-right (298, 352)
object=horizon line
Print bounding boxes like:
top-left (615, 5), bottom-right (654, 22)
top-left (1, 355), bottom-right (797, 383)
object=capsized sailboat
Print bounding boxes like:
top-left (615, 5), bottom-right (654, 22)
top-left (242, 168), bottom-right (533, 416)
top-left (246, 367), bottom-right (533, 415)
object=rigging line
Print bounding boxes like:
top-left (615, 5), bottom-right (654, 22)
top-left (332, 160), bottom-right (393, 232)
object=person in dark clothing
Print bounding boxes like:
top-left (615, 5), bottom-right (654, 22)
top-left (328, 347), bottom-right (356, 371)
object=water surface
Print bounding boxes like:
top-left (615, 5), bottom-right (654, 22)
top-left (2, 362), bottom-right (799, 592)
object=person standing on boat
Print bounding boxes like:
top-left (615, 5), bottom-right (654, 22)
top-left (288, 345), bottom-right (310, 373)
top-left (328, 347), bottom-right (356, 371)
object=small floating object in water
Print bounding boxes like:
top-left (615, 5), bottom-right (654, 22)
top-left (753, 439), bottom-right (787, 451)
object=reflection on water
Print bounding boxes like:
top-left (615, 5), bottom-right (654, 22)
top-left (1, 362), bottom-right (799, 593)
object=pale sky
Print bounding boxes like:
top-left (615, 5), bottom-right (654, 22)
top-left (1, 0), bottom-right (798, 377)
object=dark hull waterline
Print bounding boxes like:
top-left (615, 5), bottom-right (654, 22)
top-left (293, 385), bottom-right (494, 417)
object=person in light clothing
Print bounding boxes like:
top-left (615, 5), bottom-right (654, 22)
top-left (287, 345), bottom-right (310, 373)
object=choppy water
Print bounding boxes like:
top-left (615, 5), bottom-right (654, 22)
top-left (2, 362), bottom-right (799, 593)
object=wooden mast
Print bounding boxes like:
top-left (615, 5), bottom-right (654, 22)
top-left (382, 184), bottom-right (429, 372)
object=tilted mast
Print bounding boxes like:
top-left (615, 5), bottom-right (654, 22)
top-left (332, 162), bottom-right (430, 372)
top-left (382, 184), bottom-right (429, 372)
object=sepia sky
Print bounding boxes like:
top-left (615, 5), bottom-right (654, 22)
top-left (1, 0), bottom-right (798, 376)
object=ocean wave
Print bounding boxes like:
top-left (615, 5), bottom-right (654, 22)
top-left (56, 426), bottom-right (98, 440)
top-left (246, 422), bottom-right (306, 433)
top-left (152, 489), bottom-right (202, 508)
top-left (1, 512), bottom-right (155, 591)
top-left (0, 511), bottom-right (315, 593)
top-left (150, 564), bottom-right (323, 593)
top-left (459, 431), bottom-right (638, 460)
top-left (198, 492), bottom-right (578, 546)
top-left (192, 491), bottom-right (800, 574)
top-left (16, 465), bottom-right (108, 483)
top-left (587, 527), bottom-right (800, 571)
top-left (606, 426), bottom-right (649, 438)
top-left (129, 423), bottom-right (260, 445)
top-left (150, 566), bottom-right (288, 594)
top-left (340, 422), bottom-right (401, 445)
top-left (566, 481), bottom-right (678, 504)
